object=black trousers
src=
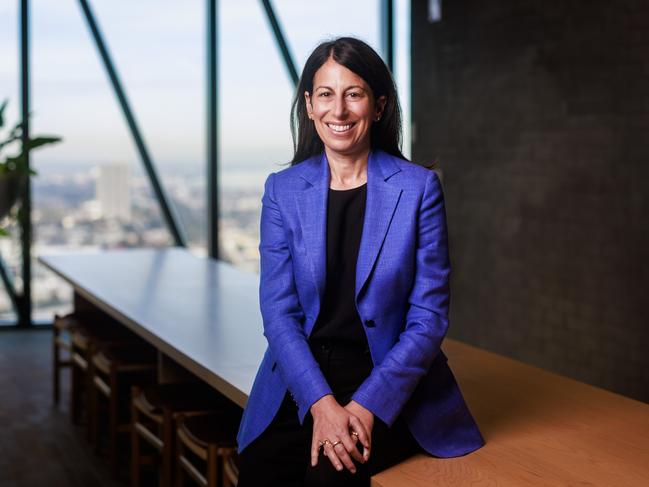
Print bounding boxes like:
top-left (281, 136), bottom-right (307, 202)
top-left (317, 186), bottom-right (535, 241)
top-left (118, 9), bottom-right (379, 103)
top-left (238, 341), bottom-right (420, 487)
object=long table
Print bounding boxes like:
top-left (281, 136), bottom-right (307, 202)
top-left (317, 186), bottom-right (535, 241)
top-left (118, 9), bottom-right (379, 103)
top-left (40, 248), bottom-right (649, 487)
top-left (40, 247), bottom-right (267, 408)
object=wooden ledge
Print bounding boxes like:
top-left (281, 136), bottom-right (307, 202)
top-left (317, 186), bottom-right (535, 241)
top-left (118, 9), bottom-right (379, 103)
top-left (371, 339), bottom-right (649, 487)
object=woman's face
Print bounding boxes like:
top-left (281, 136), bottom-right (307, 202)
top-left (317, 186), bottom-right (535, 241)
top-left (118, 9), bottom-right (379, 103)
top-left (305, 57), bottom-right (386, 158)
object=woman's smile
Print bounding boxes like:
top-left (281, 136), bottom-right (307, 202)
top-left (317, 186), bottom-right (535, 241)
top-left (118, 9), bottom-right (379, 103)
top-left (326, 122), bottom-right (356, 134)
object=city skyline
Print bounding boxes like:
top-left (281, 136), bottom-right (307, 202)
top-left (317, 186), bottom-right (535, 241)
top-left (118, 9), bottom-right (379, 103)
top-left (0, 161), bottom-right (266, 322)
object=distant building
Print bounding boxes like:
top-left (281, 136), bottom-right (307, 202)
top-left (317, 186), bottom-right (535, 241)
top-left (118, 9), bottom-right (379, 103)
top-left (97, 163), bottom-right (131, 221)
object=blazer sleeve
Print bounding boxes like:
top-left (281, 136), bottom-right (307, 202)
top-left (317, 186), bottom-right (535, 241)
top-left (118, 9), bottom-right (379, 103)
top-left (258, 172), bottom-right (333, 423)
top-left (351, 170), bottom-right (451, 426)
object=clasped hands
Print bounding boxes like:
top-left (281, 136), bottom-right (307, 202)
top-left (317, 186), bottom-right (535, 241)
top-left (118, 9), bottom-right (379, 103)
top-left (310, 395), bottom-right (374, 474)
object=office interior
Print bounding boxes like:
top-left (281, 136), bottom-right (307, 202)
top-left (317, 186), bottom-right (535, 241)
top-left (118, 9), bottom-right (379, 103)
top-left (1, 1), bottom-right (647, 486)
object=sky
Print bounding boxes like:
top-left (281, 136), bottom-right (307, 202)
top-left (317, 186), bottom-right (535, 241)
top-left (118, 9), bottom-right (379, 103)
top-left (0, 0), bottom-right (410, 175)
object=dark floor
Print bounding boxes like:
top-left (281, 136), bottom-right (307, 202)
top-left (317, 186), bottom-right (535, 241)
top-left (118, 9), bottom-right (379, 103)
top-left (0, 329), bottom-right (125, 487)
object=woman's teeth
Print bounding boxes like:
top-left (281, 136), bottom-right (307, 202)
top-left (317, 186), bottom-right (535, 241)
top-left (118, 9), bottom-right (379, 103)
top-left (326, 123), bottom-right (354, 133)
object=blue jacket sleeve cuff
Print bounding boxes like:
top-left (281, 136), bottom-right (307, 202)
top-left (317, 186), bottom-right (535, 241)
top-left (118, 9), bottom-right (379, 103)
top-left (350, 388), bottom-right (400, 427)
top-left (294, 366), bottom-right (333, 424)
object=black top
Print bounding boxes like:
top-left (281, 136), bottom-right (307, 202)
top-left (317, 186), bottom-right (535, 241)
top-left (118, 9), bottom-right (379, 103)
top-left (309, 182), bottom-right (369, 347)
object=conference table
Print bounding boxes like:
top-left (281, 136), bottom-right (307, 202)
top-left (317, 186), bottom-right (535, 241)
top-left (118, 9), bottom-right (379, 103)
top-left (39, 248), bottom-right (649, 487)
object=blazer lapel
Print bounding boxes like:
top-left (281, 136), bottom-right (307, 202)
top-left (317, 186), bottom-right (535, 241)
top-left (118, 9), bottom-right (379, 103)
top-left (355, 149), bottom-right (403, 301)
top-left (295, 153), bottom-right (330, 310)
top-left (294, 149), bottom-right (403, 317)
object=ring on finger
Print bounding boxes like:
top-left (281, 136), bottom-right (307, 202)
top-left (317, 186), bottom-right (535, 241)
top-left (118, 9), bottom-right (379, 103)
top-left (351, 431), bottom-right (359, 438)
top-left (331, 440), bottom-right (342, 447)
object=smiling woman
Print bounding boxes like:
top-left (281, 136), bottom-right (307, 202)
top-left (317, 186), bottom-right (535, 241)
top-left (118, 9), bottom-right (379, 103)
top-left (289, 37), bottom-right (405, 171)
top-left (236, 37), bottom-right (484, 487)
top-left (304, 59), bottom-right (386, 166)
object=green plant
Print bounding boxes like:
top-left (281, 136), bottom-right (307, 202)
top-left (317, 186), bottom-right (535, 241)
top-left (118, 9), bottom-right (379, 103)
top-left (0, 99), bottom-right (62, 236)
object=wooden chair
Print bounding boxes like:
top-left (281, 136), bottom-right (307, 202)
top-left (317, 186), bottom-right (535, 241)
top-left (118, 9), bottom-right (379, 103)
top-left (69, 317), bottom-right (98, 428)
top-left (53, 312), bottom-right (82, 406)
top-left (69, 315), bottom-right (138, 439)
top-left (130, 382), bottom-right (238, 487)
top-left (223, 452), bottom-right (239, 487)
top-left (175, 412), bottom-right (241, 487)
top-left (91, 343), bottom-right (157, 479)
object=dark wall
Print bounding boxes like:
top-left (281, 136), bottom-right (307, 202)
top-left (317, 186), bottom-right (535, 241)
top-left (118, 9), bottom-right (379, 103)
top-left (411, 0), bottom-right (649, 402)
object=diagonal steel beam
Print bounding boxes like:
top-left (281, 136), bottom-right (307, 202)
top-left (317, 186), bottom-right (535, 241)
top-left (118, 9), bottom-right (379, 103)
top-left (77, 0), bottom-right (187, 247)
top-left (381, 0), bottom-right (394, 72)
top-left (259, 0), bottom-right (299, 87)
top-left (207, 0), bottom-right (219, 259)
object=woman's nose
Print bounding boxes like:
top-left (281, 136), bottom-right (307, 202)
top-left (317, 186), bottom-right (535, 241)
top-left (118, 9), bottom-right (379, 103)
top-left (332, 96), bottom-right (347, 119)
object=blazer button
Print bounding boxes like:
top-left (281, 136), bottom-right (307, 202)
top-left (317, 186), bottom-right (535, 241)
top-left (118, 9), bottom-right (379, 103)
top-left (364, 319), bottom-right (376, 328)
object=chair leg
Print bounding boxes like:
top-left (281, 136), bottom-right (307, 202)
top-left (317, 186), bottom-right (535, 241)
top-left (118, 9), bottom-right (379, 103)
top-left (175, 437), bottom-right (185, 487)
top-left (131, 394), bottom-right (141, 487)
top-left (222, 452), bottom-right (237, 487)
top-left (162, 409), bottom-right (173, 487)
top-left (85, 345), bottom-right (95, 441)
top-left (92, 378), bottom-right (101, 454)
top-left (71, 361), bottom-right (80, 424)
top-left (207, 445), bottom-right (221, 487)
top-left (53, 321), bottom-right (60, 406)
top-left (109, 369), bottom-right (120, 479)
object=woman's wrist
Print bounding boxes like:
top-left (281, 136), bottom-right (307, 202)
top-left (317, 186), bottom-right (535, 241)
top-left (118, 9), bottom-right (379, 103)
top-left (310, 393), bottom-right (336, 416)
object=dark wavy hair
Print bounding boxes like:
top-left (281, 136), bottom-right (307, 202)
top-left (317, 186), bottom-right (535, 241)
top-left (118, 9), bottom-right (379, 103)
top-left (288, 36), bottom-right (406, 165)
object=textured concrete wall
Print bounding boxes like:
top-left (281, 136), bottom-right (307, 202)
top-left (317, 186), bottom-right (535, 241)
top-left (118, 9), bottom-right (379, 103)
top-left (411, 0), bottom-right (649, 402)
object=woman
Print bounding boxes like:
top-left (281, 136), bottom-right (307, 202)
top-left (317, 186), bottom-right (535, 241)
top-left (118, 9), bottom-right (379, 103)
top-left (236, 37), bottom-right (484, 486)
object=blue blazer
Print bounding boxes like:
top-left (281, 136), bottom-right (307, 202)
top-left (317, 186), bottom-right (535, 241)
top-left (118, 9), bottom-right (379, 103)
top-left (237, 148), bottom-right (485, 457)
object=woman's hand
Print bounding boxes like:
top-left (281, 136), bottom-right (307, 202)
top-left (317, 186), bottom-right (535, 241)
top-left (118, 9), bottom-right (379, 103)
top-left (344, 400), bottom-right (374, 442)
top-left (310, 395), bottom-right (371, 473)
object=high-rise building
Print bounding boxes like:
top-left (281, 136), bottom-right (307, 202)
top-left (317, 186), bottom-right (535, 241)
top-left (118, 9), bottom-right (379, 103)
top-left (97, 163), bottom-right (131, 221)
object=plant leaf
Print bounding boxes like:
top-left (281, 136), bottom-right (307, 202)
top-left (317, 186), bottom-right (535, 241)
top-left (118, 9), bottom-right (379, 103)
top-left (0, 227), bottom-right (10, 237)
top-left (0, 99), bottom-right (7, 128)
top-left (7, 121), bottom-right (24, 139)
top-left (0, 135), bottom-right (20, 151)
top-left (27, 136), bottom-right (62, 150)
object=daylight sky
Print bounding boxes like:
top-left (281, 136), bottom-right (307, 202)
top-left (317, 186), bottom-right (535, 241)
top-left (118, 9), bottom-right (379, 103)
top-left (0, 0), bottom-right (410, 174)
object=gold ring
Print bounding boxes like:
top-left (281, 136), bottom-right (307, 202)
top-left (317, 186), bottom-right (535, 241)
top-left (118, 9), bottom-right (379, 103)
top-left (351, 431), bottom-right (359, 438)
top-left (331, 440), bottom-right (342, 447)
top-left (322, 439), bottom-right (331, 446)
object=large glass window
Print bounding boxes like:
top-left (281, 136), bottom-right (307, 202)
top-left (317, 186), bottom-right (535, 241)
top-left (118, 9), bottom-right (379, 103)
top-left (274, 0), bottom-right (380, 67)
top-left (0, 0), bottom-right (411, 324)
top-left (217, 1), bottom-right (295, 272)
top-left (28, 0), bottom-right (203, 322)
top-left (0, 1), bottom-right (20, 324)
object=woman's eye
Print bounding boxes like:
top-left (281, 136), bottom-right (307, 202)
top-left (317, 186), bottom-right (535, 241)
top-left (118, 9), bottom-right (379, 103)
top-left (319, 92), bottom-right (331, 97)
top-left (347, 92), bottom-right (361, 98)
